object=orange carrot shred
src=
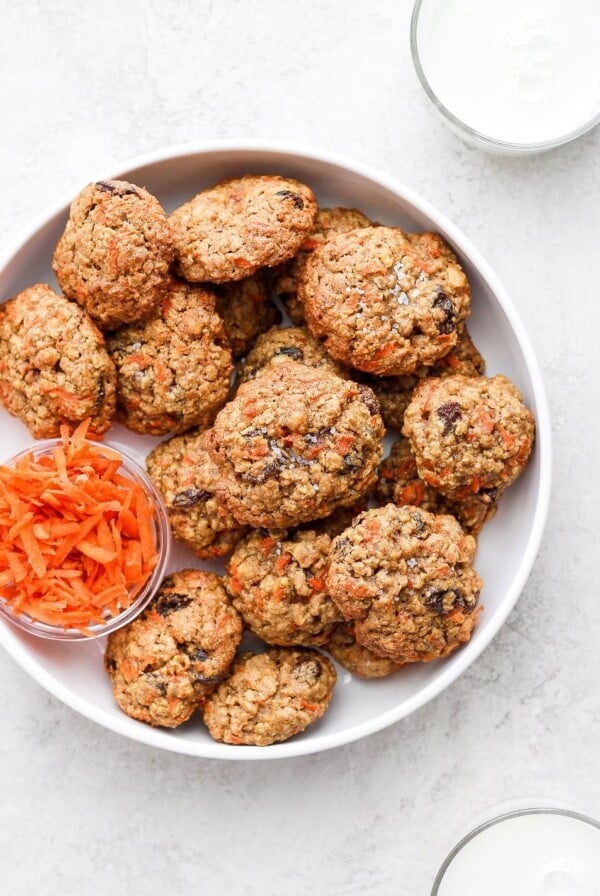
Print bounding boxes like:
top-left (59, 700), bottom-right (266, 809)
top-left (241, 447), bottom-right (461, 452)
top-left (0, 420), bottom-right (159, 635)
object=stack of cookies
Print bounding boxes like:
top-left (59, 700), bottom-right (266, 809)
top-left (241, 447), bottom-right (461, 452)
top-left (0, 173), bottom-right (535, 746)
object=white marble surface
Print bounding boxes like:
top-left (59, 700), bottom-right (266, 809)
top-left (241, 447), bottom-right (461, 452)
top-left (1, 2), bottom-right (599, 893)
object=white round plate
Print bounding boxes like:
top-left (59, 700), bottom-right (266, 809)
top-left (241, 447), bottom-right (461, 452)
top-left (0, 140), bottom-right (551, 759)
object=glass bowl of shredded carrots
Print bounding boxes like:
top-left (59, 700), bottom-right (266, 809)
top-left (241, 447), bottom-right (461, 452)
top-left (0, 421), bottom-right (170, 640)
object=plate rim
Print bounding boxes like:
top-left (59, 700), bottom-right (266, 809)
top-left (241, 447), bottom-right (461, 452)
top-left (0, 138), bottom-right (552, 760)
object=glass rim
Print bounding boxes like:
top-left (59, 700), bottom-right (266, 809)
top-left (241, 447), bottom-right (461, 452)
top-left (410, 0), bottom-right (600, 153)
top-left (0, 438), bottom-right (170, 641)
top-left (431, 806), bottom-right (600, 893)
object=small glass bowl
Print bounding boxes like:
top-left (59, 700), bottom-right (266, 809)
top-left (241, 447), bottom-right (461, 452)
top-left (0, 439), bottom-right (170, 641)
top-left (431, 805), bottom-right (600, 894)
top-left (410, 0), bottom-right (600, 155)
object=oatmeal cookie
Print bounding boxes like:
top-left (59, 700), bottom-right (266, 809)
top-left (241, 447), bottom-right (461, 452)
top-left (362, 324), bottom-right (485, 431)
top-left (327, 503), bottom-right (482, 663)
top-left (146, 429), bottom-right (246, 559)
top-left (225, 527), bottom-right (342, 647)
top-left (209, 360), bottom-right (384, 528)
top-left (402, 374), bottom-right (535, 501)
top-left (272, 207), bottom-right (373, 324)
top-left (104, 569), bottom-right (243, 728)
top-left (236, 325), bottom-right (346, 386)
top-left (202, 647), bottom-right (336, 746)
top-left (299, 226), bottom-right (471, 376)
top-left (107, 280), bottom-right (233, 435)
top-left (53, 179), bottom-right (174, 329)
top-left (169, 174), bottom-right (317, 283)
top-left (375, 437), bottom-right (495, 536)
top-left (0, 283), bottom-right (116, 438)
top-left (214, 271), bottom-right (281, 358)
top-left (324, 623), bottom-right (405, 679)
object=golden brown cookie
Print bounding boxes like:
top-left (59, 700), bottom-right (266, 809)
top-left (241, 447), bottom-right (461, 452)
top-left (235, 325), bottom-right (346, 386)
top-left (327, 503), bottom-right (482, 664)
top-left (324, 623), bottom-right (405, 679)
top-left (272, 207), bottom-right (373, 324)
top-left (402, 374), bottom-right (535, 501)
top-left (106, 280), bottom-right (233, 436)
top-left (52, 179), bottom-right (174, 329)
top-left (361, 324), bottom-right (485, 431)
top-left (169, 174), bottom-right (317, 283)
top-left (375, 437), bottom-right (495, 536)
top-left (146, 430), bottom-right (246, 560)
top-left (209, 360), bottom-right (384, 529)
top-left (213, 271), bottom-right (281, 358)
top-left (0, 283), bottom-right (116, 438)
top-left (202, 648), bottom-right (337, 745)
top-left (104, 569), bottom-right (243, 728)
top-left (299, 226), bottom-right (471, 376)
top-left (225, 527), bottom-right (342, 646)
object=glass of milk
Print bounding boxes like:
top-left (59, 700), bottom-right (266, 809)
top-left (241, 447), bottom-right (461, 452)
top-left (411, 0), bottom-right (600, 153)
top-left (431, 807), bottom-right (600, 895)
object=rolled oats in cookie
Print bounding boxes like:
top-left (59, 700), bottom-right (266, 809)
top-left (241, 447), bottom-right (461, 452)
top-left (324, 623), bottom-right (405, 679)
top-left (214, 271), bottom-right (281, 358)
top-left (202, 647), bottom-right (337, 746)
top-left (104, 569), bottom-right (243, 728)
top-left (169, 174), bottom-right (317, 283)
top-left (272, 207), bottom-right (373, 324)
top-left (327, 503), bottom-right (483, 664)
top-left (402, 374), bottom-right (535, 501)
top-left (225, 527), bottom-right (342, 647)
top-left (299, 226), bottom-right (471, 376)
top-left (146, 429), bottom-right (246, 559)
top-left (209, 360), bottom-right (384, 529)
top-left (0, 283), bottom-right (116, 438)
top-left (236, 325), bottom-right (346, 386)
top-left (53, 179), bottom-right (174, 329)
top-left (107, 279), bottom-right (233, 436)
top-left (375, 437), bottom-right (495, 536)
top-left (362, 324), bottom-right (485, 431)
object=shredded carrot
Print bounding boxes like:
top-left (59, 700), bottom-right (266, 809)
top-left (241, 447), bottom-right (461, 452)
top-left (0, 419), bottom-right (159, 634)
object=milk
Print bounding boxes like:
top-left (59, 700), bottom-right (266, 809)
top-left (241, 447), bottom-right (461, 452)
top-left (435, 811), bottom-right (600, 896)
top-left (415, 0), bottom-right (600, 146)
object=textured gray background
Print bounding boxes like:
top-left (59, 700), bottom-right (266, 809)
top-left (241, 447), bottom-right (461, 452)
top-left (1, 2), bottom-right (599, 894)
